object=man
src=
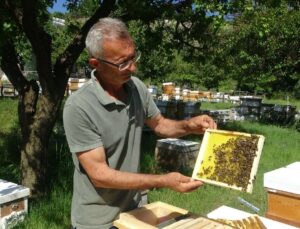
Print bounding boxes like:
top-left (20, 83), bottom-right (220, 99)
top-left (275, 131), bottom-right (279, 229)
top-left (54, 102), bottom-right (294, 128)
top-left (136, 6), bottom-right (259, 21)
top-left (63, 17), bottom-right (217, 229)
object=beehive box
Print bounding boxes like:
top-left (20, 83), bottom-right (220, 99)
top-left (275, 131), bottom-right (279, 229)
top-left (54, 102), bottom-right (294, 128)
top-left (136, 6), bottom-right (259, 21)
top-left (0, 180), bottom-right (30, 229)
top-left (192, 129), bottom-right (265, 193)
top-left (113, 201), bottom-right (233, 229)
top-left (68, 78), bottom-right (87, 93)
top-left (264, 162), bottom-right (300, 227)
top-left (155, 138), bottom-right (200, 172)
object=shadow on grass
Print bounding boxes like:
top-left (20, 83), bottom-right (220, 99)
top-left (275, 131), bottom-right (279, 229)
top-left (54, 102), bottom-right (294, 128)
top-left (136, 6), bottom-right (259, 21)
top-left (0, 127), bottom-right (22, 183)
top-left (46, 112), bottom-right (73, 192)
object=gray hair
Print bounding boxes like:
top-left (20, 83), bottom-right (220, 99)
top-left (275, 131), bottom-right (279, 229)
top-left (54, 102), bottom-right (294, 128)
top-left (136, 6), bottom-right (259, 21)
top-left (85, 17), bottom-right (130, 58)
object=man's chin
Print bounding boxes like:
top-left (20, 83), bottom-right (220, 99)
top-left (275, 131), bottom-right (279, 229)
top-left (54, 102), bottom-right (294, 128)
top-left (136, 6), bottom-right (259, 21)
top-left (123, 74), bottom-right (131, 82)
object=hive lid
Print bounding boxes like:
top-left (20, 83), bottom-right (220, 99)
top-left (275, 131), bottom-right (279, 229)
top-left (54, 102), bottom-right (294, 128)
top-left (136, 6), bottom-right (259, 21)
top-left (264, 162), bottom-right (300, 195)
top-left (0, 179), bottom-right (30, 204)
top-left (156, 138), bottom-right (200, 151)
top-left (192, 129), bottom-right (265, 193)
top-left (157, 138), bottom-right (200, 146)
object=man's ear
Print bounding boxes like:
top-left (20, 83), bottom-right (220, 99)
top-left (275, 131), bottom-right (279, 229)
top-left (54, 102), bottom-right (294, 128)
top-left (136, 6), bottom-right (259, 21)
top-left (89, 58), bottom-right (99, 68)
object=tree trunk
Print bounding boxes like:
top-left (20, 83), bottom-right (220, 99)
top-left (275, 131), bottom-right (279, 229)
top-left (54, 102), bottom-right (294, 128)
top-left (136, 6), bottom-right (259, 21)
top-left (19, 86), bottom-right (62, 196)
top-left (1, 0), bottom-right (116, 195)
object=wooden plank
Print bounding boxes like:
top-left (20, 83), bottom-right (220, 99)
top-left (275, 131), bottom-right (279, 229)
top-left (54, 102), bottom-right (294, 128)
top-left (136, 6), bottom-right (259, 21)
top-left (116, 202), bottom-right (189, 229)
top-left (113, 216), bottom-right (156, 229)
top-left (162, 218), bottom-right (195, 229)
top-left (176, 218), bottom-right (210, 229)
top-left (0, 198), bottom-right (25, 217)
top-left (174, 217), bottom-right (233, 229)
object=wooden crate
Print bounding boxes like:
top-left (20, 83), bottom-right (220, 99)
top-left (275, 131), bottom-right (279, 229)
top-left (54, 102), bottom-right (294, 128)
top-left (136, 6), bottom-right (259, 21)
top-left (265, 190), bottom-right (300, 227)
top-left (113, 201), bottom-right (233, 229)
top-left (264, 162), bottom-right (300, 227)
top-left (192, 129), bottom-right (265, 193)
top-left (0, 179), bottom-right (30, 229)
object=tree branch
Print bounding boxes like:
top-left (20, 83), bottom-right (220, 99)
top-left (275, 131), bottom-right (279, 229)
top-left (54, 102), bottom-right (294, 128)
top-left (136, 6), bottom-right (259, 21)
top-left (0, 40), bottom-right (28, 94)
top-left (2, 0), bottom-right (23, 27)
top-left (21, 0), bottom-right (53, 92)
top-left (54, 0), bottom-right (116, 91)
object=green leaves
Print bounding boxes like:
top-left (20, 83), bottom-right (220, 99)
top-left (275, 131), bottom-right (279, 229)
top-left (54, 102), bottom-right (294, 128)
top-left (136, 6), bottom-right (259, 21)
top-left (214, 6), bottom-right (300, 95)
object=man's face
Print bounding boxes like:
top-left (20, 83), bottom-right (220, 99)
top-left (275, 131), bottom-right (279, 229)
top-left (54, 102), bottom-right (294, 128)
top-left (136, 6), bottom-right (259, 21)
top-left (94, 38), bottom-right (137, 86)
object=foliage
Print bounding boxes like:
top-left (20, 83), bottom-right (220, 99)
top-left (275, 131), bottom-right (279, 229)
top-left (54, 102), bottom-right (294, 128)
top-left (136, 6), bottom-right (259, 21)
top-left (128, 20), bottom-right (174, 83)
top-left (164, 52), bottom-right (199, 87)
top-left (217, 6), bottom-right (300, 95)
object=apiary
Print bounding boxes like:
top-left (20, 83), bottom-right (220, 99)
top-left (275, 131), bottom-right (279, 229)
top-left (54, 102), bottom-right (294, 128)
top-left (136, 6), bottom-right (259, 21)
top-left (0, 179), bottom-right (30, 229)
top-left (162, 82), bottom-right (175, 96)
top-left (155, 138), bottom-right (200, 172)
top-left (67, 78), bottom-right (87, 94)
top-left (192, 129), bottom-right (265, 193)
top-left (113, 201), bottom-right (233, 229)
top-left (264, 162), bottom-right (300, 227)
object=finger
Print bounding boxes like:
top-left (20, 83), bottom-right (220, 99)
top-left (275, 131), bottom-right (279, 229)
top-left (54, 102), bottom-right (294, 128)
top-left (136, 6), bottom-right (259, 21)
top-left (179, 175), bottom-right (193, 183)
top-left (205, 119), bottom-right (216, 130)
top-left (181, 180), bottom-right (203, 192)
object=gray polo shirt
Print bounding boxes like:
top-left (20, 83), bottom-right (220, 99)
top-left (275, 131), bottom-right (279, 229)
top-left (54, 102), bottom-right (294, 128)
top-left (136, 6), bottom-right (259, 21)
top-left (63, 71), bottom-right (160, 229)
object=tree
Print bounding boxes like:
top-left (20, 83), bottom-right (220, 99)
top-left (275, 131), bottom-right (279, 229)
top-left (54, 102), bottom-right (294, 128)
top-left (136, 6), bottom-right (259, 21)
top-left (0, 0), bottom-right (232, 195)
top-left (0, 0), bottom-right (116, 196)
top-left (224, 7), bottom-right (300, 95)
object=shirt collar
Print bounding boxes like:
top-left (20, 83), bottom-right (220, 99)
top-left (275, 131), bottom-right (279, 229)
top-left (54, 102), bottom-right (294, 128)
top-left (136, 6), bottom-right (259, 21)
top-left (90, 69), bottom-right (133, 106)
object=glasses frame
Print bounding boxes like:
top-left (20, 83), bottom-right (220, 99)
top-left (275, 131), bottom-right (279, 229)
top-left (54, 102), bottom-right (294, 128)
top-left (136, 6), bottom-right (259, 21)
top-left (96, 51), bottom-right (141, 71)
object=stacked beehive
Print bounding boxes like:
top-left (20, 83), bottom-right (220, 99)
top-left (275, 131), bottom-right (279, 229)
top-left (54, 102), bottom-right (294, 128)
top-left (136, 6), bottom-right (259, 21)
top-left (155, 138), bottom-right (200, 172)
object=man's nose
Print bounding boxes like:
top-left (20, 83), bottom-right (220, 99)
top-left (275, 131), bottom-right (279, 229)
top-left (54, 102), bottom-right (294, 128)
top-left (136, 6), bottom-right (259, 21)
top-left (128, 61), bottom-right (137, 73)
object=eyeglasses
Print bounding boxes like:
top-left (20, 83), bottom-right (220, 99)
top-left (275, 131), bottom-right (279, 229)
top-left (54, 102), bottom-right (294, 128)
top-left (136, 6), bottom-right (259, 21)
top-left (96, 51), bottom-right (141, 71)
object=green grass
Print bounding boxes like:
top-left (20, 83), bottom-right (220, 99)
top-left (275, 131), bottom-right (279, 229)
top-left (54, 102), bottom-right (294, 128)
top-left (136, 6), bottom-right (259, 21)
top-left (200, 101), bottom-right (236, 110)
top-left (0, 99), bottom-right (299, 228)
top-left (263, 98), bottom-right (300, 108)
top-left (14, 188), bottom-right (72, 229)
top-left (0, 98), bottom-right (19, 132)
top-left (0, 98), bottom-right (21, 182)
top-left (148, 121), bottom-right (300, 216)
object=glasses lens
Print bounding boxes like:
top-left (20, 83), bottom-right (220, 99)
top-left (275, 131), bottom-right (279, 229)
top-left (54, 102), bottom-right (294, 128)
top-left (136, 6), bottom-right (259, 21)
top-left (119, 51), bottom-right (141, 71)
top-left (134, 51), bottom-right (141, 62)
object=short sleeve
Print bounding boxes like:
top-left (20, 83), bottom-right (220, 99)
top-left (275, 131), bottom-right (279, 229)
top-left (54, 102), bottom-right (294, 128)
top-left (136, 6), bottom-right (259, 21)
top-left (63, 102), bottom-right (103, 153)
top-left (131, 77), bottom-right (160, 119)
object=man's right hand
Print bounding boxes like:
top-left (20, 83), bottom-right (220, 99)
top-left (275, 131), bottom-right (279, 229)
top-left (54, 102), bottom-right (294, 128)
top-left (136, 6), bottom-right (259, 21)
top-left (162, 172), bottom-right (203, 193)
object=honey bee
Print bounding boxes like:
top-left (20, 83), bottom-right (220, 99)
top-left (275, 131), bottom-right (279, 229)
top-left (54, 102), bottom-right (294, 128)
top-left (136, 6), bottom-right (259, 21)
top-left (206, 135), bottom-right (259, 191)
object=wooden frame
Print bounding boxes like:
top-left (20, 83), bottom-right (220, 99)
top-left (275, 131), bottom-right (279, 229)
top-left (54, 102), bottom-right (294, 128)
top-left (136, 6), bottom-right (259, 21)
top-left (192, 129), bottom-right (265, 193)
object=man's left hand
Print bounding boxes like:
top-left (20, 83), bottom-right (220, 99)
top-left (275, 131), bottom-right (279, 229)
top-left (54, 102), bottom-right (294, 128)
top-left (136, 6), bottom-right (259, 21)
top-left (186, 115), bottom-right (217, 134)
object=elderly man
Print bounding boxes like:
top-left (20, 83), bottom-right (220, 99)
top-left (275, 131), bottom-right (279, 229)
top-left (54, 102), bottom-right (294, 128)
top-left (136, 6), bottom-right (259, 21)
top-left (63, 17), bottom-right (217, 229)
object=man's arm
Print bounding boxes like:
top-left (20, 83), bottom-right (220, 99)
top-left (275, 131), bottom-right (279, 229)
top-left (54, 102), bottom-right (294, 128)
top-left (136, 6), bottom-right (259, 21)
top-left (145, 114), bottom-right (217, 138)
top-left (77, 146), bottom-right (203, 192)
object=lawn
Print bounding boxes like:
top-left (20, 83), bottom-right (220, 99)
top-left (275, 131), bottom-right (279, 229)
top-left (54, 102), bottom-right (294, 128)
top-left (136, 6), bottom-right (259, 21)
top-left (0, 98), bottom-right (299, 228)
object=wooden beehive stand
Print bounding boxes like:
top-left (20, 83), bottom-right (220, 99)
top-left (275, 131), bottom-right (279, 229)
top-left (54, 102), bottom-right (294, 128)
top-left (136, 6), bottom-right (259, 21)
top-left (113, 201), bottom-right (233, 229)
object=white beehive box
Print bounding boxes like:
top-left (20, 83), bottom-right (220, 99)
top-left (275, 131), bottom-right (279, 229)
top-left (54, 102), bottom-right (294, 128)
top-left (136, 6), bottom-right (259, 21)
top-left (0, 179), bottom-right (30, 229)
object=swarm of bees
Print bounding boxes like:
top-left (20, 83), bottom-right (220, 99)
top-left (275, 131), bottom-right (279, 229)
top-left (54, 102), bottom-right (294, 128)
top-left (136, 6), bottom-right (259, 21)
top-left (197, 135), bottom-right (259, 191)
